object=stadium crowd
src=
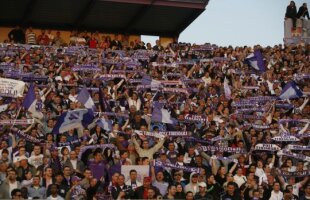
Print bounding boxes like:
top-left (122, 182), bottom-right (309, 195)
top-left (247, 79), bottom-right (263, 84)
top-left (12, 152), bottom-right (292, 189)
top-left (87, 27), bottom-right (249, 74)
top-left (0, 27), bottom-right (309, 200)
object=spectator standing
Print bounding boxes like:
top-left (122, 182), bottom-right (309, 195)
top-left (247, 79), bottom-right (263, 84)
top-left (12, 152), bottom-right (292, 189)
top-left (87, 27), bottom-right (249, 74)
top-left (26, 27), bottom-right (36, 44)
top-left (0, 169), bottom-right (21, 199)
top-left (11, 188), bottom-right (23, 200)
top-left (8, 26), bottom-right (25, 43)
top-left (46, 30), bottom-right (54, 45)
top-left (27, 175), bottom-right (46, 199)
top-left (269, 182), bottom-right (283, 200)
top-left (46, 184), bottom-right (64, 200)
top-left (220, 182), bottom-right (241, 200)
top-left (37, 29), bottom-right (50, 45)
top-left (52, 31), bottom-right (65, 46)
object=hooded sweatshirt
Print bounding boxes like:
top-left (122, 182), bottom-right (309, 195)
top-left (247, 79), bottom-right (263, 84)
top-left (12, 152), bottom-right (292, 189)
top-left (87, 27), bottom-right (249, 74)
top-left (184, 172), bottom-right (199, 194)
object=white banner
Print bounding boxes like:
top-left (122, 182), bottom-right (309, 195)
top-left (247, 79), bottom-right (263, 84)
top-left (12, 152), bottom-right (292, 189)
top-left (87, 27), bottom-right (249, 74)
top-left (0, 78), bottom-right (25, 98)
top-left (121, 165), bottom-right (150, 183)
top-left (272, 136), bottom-right (300, 142)
top-left (0, 119), bottom-right (34, 125)
top-left (254, 144), bottom-right (281, 151)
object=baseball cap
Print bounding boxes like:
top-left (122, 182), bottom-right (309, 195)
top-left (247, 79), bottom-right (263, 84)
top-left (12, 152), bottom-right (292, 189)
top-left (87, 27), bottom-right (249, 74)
top-left (199, 182), bottom-right (207, 187)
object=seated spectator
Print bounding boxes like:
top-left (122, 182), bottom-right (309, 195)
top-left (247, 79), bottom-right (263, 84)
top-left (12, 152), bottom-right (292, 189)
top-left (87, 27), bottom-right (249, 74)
top-left (297, 3), bottom-right (310, 19)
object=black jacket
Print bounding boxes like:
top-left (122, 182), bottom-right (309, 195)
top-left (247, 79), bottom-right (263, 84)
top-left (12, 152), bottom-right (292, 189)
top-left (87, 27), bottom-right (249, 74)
top-left (286, 5), bottom-right (297, 18)
top-left (111, 184), bottom-right (134, 199)
top-left (297, 6), bottom-right (310, 19)
top-left (133, 185), bottom-right (160, 199)
top-left (8, 28), bottom-right (25, 43)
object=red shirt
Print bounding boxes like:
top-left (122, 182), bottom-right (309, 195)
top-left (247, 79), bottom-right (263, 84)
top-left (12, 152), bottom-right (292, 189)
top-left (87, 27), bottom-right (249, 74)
top-left (89, 39), bottom-right (97, 48)
top-left (143, 188), bottom-right (148, 199)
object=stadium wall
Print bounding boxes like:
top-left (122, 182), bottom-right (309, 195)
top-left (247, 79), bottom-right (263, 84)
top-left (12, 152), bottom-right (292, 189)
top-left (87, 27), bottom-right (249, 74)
top-left (0, 27), bottom-right (141, 45)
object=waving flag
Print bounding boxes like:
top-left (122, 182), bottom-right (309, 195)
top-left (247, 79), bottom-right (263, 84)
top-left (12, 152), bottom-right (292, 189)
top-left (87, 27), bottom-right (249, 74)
top-left (52, 109), bottom-right (94, 134)
top-left (77, 87), bottom-right (95, 111)
top-left (96, 117), bottom-right (113, 131)
top-left (245, 50), bottom-right (266, 72)
top-left (152, 102), bottom-right (176, 124)
top-left (224, 77), bottom-right (231, 100)
top-left (22, 84), bottom-right (43, 119)
top-left (142, 75), bottom-right (161, 88)
top-left (279, 81), bottom-right (303, 99)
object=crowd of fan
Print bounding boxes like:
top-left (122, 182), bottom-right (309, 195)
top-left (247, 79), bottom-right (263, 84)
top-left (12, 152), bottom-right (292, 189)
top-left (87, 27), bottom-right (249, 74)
top-left (0, 28), bottom-right (309, 200)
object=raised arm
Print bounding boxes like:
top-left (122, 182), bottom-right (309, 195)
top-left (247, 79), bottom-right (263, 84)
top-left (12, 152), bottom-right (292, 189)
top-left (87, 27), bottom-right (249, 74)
top-left (55, 63), bottom-right (64, 74)
top-left (298, 122), bottom-right (309, 134)
top-left (115, 79), bottom-right (125, 90)
top-left (9, 132), bottom-right (17, 149)
top-left (211, 158), bottom-right (218, 175)
top-left (298, 176), bottom-right (309, 187)
top-left (150, 137), bottom-right (166, 153)
top-left (297, 98), bottom-right (309, 112)
top-left (121, 119), bottom-right (129, 131)
top-left (277, 173), bottom-right (286, 190)
top-left (229, 162), bottom-right (238, 174)
top-left (109, 65), bottom-right (115, 74)
top-left (131, 135), bottom-right (142, 154)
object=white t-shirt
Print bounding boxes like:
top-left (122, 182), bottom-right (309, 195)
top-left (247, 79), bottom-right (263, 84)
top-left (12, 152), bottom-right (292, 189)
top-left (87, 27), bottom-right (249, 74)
top-left (127, 98), bottom-right (141, 111)
top-left (288, 166), bottom-right (297, 172)
top-left (255, 167), bottom-right (267, 185)
top-left (47, 195), bottom-right (64, 200)
top-left (233, 175), bottom-right (247, 188)
top-left (269, 190), bottom-right (283, 200)
top-left (69, 94), bottom-right (77, 102)
top-left (202, 76), bottom-right (211, 86)
top-left (284, 182), bottom-right (302, 197)
top-left (71, 159), bottom-right (77, 170)
top-left (9, 181), bottom-right (18, 198)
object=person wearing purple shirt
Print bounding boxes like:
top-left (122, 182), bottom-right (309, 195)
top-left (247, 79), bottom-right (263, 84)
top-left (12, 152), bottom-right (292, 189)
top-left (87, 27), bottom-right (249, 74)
top-left (166, 141), bottom-right (178, 164)
top-left (87, 150), bottom-right (108, 182)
